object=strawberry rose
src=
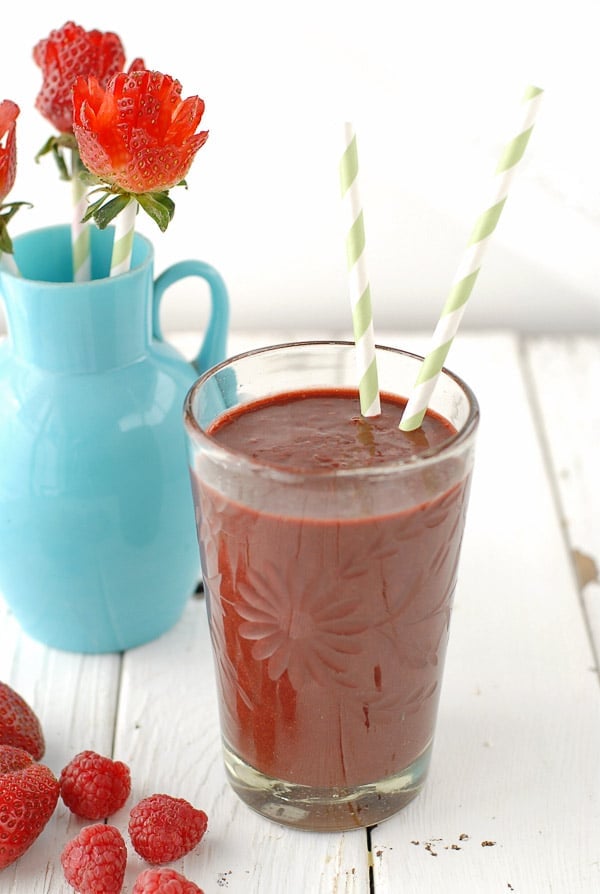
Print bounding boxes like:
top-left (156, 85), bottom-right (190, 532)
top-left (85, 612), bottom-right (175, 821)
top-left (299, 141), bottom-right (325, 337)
top-left (33, 21), bottom-right (126, 135)
top-left (0, 101), bottom-right (29, 256)
top-left (73, 69), bottom-right (209, 231)
top-left (0, 101), bottom-right (18, 204)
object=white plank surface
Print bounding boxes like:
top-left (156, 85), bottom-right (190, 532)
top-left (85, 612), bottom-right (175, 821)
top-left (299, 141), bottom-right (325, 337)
top-left (369, 332), bottom-right (600, 893)
top-left (1, 330), bottom-right (599, 893)
top-left (111, 597), bottom-right (370, 894)
top-left (0, 601), bottom-right (121, 894)
top-left (524, 336), bottom-right (600, 659)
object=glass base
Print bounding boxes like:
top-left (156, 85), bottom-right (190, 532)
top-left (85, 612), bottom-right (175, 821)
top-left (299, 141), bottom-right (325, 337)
top-left (222, 739), bottom-right (433, 832)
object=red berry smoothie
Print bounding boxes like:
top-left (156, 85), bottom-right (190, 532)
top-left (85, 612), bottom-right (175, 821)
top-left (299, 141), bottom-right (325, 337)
top-left (190, 387), bottom-right (473, 827)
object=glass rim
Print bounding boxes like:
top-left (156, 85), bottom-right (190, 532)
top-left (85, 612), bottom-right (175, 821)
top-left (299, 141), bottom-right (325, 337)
top-left (183, 340), bottom-right (480, 480)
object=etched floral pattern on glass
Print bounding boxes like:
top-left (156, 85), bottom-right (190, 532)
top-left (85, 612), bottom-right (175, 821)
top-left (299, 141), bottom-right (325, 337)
top-left (194, 471), bottom-right (471, 788)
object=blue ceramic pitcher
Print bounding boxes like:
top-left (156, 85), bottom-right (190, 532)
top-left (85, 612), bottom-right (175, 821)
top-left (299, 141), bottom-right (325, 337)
top-left (0, 224), bottom-right (229, 653)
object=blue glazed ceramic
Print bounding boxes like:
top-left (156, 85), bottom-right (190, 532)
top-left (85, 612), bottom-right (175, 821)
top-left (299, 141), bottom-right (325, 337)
top-left (0, 224), bottom-right (229, 653)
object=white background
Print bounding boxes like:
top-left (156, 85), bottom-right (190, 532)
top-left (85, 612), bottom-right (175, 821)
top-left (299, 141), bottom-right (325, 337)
top-left (2, 1), bottom-right (600, 336)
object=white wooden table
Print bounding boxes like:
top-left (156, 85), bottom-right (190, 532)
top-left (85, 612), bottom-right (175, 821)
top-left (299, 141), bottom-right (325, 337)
top-left (1, 330), bottom-right (599, 893)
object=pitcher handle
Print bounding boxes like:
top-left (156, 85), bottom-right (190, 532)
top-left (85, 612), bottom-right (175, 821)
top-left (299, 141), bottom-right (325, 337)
top-left (152, 260), bottom-right (230, 373)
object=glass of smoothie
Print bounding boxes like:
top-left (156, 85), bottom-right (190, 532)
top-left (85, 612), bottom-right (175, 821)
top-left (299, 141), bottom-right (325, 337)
top-left (183, 341), bottom-right (479, 832)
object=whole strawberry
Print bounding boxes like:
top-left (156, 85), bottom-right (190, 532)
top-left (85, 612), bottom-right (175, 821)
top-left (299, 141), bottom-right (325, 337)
top-left (0, 744), bottom-right (59, 869)
top-left (128, 793), bottom-right (208, 864)
top-left (61, 823), bottom-right (126, 894)
top-left (60, 750), bottom-right (131, 819)
top-left (0, 681), bottom-right (45, 759)
top-left (132, 868), bottom-right (204, 893)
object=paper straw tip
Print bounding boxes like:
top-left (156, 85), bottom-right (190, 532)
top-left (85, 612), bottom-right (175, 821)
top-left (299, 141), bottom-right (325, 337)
top-left (523, 85), bottom-right (544, 100)
top-left (399, 409), bottom-right (425, 432)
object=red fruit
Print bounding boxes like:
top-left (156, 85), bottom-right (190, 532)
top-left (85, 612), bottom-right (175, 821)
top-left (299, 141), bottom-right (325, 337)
top-left (0, 101), bottom-right (19, 204)
top-left (132, 867), bottom-right (204, 893)
top-left (0, 744), bottom-right (59, 869)
top-left (61, 823), bottom-right (126, 894)
top-left (127, 57), bottom-right (147, 73)
top-left (0, 681), bottom-right (45, 760)
top-left (72, 70), bottom-right (208, 194)
top-left (33, 21), bottom-right (126, 133)
top-left (60, 750), bottom-right (131, 819)
top-left (128, 793), bottom-right (208, 864)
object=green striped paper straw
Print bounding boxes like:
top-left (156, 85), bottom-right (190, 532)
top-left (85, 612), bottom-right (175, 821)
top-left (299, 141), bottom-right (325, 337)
top-left (0, 251), bottom-right (20, 276)
top-left (399, 85), bottom-right (543, 432)
top-left (110, 199), bottom-right (137, 277)
top-left (72, 167), bottom-right (91, 282)
top-left (340, 122), bottom-right (380, 417)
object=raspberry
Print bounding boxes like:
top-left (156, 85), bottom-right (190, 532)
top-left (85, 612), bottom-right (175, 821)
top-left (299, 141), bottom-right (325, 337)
top-left (132, 867), bottom-right (205, 893)
top-left (59, 750), bottom-right (131, 819)
top-left (61, 823), bottom-right (126, 894)
top-left (128, 794), bottom-right (208, 864)
top-left (0, 680), bottom-right (45, 759)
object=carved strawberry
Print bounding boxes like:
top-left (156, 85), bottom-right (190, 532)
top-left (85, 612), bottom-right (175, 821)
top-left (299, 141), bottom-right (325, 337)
top-left (0, 745), bottom-right (59, 869)
top-left (0, 101), bottom-right (29, 255)
top-left (0, 100), bottom-right (18, 203)
top-left (33, 21), bottom-right (126, 135)
top-left (33, 21), bottom-right (142, 183)
top-left (72, 69), bottom-right (209, 231)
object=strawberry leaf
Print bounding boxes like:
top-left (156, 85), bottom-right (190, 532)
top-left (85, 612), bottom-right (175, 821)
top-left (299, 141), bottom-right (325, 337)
top-left (137, 192), bottom-right (176, 232)
top-left (0, 202), bottom-right (33, 253)
top-left (0, 201), bottom-right (33, 224)
top-left (34, 135), bottom-right (57, 163)
top-left (81, 193), bottom-right (112, 223)
top-left (79, 170), bottom-right (106, 188)
top-left (0, 220), bottom-right (13, 254)
top-left (90, 194), bottom-right (134, 230)
top-left (35, 133), bottom-right (79, 181)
